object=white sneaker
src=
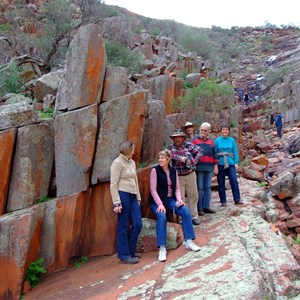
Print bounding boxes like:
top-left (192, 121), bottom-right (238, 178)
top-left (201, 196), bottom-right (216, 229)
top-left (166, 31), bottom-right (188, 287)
top-left (158, 247), bottom-right (167, 262)
top-left (185, 240), bottom-right (200, 252)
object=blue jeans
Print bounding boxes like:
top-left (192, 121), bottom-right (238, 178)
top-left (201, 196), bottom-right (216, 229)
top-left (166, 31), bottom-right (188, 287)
top-left (276, 125), bottom-right (282, 138)
top-left (196, 171), bottom-right (213, 210)
top-left (150, 197), bottom-right (195, 247)
top-left (117, 191), bottom-right (142, 259)
top-left (217, 165), bottom-right (241, 203)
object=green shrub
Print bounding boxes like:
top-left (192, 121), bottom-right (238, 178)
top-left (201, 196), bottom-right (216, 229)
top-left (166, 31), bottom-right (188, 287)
top-left (105, 40), bottom-right (143, 74)
top-left (74, 256), bottom-right (88, 268)
top-left (266, 65), bottom-right (294, 87)
top-left (37, 196), bottom-right (50, 203)
top-left (0, 62), bottom-right (24, 97)
top-left (179, 79), bottom-right (234, 112)
top-left (0, 23), bottom-right (12, 32)
top-left (38, 107), bottom-right (54, 119)
top-left (150, 27), bottom-right (160, 36)
top-left (25, 258), bottom-right (47, 288)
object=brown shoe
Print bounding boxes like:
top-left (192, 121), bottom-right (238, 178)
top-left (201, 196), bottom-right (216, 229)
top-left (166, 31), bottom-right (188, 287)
top-left (198, 209), bottom-right (205, 216)
top-left (235, 201), bottom-right (244, 205)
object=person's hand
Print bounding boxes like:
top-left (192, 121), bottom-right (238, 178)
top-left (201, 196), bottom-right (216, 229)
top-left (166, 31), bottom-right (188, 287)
top-left (113, 204), bottom-right (122, 213)
top-left (176, 199), bottom-right (185, 207)
top-left (235, 164), bottom-right (239, 170)
top-left (181, 156), bottom-right (187, 163)
top-left (157, 204), bottom-right (166, 213)
top-left (214, 165), bottom-right (218, 175)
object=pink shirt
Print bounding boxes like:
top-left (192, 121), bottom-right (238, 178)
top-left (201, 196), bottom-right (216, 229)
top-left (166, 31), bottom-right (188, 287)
top-left (150, 167), bottom-right (182, 206)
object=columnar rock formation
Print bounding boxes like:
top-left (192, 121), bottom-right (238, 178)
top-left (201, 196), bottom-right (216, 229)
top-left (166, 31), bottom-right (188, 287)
top-left (0, 23), bottom-right (187, 298)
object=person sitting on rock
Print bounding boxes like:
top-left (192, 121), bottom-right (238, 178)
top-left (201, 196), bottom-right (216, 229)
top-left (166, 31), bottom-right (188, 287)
top-left (149, 150), bottom-right (200, 262)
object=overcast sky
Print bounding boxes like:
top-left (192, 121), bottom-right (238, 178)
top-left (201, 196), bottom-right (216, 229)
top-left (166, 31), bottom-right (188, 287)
top-left (103, 0), bottom-right (300, 29)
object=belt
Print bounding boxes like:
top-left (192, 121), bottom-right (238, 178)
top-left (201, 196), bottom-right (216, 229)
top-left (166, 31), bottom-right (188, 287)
top-left (178, 171), bottom-right (193, 176)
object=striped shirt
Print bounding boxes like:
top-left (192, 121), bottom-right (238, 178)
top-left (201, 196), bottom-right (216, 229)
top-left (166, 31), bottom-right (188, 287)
top-left (192, 137), bottom-right (218, 172)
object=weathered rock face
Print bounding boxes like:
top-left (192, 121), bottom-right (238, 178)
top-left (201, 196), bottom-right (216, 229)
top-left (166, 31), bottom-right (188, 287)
top-left (55, 24), bottom-right (107, 113)
top-left (55, 104), bottom-right (98, 197)
top-left (0, 128), bottom-right (16, 215)
top-left (269, 170), bottom-right (297, 200)
top-left (0, 205), bottom-right (44, 300)
top-left (6, 123), bottom-right (54, 212)
top-left (101, 66), bottom-right (128, 102)
top-left (1, 22), bottom-right (300, 300)
top-left (91, 91), bottom-right (147, 184)
top-left (82, 183), bottom-right (117, 257)
top-left (141, 100), bottom-right (166, 165)
top-left (34, 69), bottom-right (64, 103)
top-left (0, 100), bottom-right (38, 130)
top-left (137, 218), bottom-right (183, 253)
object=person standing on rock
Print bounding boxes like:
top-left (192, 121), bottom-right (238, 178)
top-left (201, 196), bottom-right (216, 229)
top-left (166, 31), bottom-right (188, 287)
top-left (149, 150), bottom-right (200, 262)
top-left (214, 125), bottom-right (243, 206)
top-left (167, 128), bottom-right (203, 226)
top-left (192, 122), bottom-right (218, 215)
top-left (273, 111), bottom-right (284, 138)
top-left (244, 92), bottom-right (250, 106)
top-left (110, 141), bottom-right (142, 264)
top-left (182, 121), bottom-right (197, 142)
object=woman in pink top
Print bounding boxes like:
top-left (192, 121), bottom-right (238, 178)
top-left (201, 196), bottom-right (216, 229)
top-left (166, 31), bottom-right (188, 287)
top-left (149, 150), bottom-right (200, 262)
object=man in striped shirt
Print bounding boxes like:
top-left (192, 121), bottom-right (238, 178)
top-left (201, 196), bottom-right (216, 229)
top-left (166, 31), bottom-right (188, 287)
top-left (168, 129), bottom-right (203, 225)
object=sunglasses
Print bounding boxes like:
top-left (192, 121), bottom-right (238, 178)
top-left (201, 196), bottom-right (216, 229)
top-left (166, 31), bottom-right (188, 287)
top-left (185, 125), bottom-right (193, 129)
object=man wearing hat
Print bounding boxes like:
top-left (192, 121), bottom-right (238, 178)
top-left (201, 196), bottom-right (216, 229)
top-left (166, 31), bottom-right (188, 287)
top-left (167, 128), bottom-right (203, 225)
top-left (182, 121), bottom-right (197, 142)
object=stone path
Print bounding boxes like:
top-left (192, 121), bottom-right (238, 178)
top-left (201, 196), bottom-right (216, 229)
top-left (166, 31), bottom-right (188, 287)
top-left (25, 179), bottom-right (300, 300)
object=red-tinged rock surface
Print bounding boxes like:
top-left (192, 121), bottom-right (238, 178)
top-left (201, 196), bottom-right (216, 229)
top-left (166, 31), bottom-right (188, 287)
top-left (24, 179), bottom-right (300, 300)
top-left (0, 128), bottom-right (16, 215)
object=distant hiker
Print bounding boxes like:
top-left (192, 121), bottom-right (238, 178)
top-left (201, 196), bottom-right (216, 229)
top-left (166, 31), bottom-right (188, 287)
top-left (237, 88), bottom-right (243, 101)
top-left (273, 112), bottom-right (284, 138)
top-left (110, 141), bottom-right (142, 264)
top-left (149, 150), bottom-right (200, 262)
top-left (214, 125), bottom-right (243, 207)
top-left (244, 92), bottom-right (250, 106)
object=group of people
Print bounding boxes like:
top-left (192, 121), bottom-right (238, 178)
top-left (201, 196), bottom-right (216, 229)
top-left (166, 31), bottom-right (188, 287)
top-left (110, 122), bottom-right (243, 264)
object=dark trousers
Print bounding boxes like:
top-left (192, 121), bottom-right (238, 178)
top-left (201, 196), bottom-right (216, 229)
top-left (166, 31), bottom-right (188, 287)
top-left (117, 191), bottom-right (142, 259)
top-left (217, 165), bottom-right (241, 203)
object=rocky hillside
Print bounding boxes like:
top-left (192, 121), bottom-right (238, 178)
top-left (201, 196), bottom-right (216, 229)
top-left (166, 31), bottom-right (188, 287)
top-left (0, 1), bottom-right (300, 299)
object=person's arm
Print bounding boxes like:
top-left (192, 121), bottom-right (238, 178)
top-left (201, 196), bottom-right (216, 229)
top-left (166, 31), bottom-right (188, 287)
top-left (110, 159), bottom-right (123, 213)
top-left (150, 168), bottom-right (160, 204)
top-left (232, 139), bottom-right (239, 164)
top-left (189, 143), bottom-right (203, 165)
top-left (168, 145), bottom-right (187, 163)
top-left (132, 161), bottom-right (141, 203)
top-left (175, 172), bottom-right (185, 206)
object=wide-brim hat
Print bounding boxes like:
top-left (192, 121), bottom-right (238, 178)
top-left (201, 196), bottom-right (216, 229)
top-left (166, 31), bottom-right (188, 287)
top-left (169, 128), bottom-right (187, 138)
top-left (182, 121), bottom-right (196, 131)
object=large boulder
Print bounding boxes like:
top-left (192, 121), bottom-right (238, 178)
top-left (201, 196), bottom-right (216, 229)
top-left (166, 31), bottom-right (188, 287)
top-left (91, 91), bottom-right (147, 184)
top-left (0, 100), bottom-right (38, 130)
top-left (39, 192), bottom-right (88, 274)
top-left (141, 100), bottom-right (166, 165)
top-left (54, 104), bottom-right (98, 197)
top-left (55, 24), bottom-right (106, 113)
top-left (34, 69), bottom-right (64, 103)
top-left (7, 123), bottom-right (54, 212)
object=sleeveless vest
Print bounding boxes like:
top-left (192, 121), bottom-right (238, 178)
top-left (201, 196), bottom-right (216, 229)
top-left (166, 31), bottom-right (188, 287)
top-left (149, 164), bottom-right (177, 204)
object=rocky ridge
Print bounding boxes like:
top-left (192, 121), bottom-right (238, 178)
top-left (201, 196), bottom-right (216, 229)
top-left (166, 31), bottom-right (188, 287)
top-left (0, 4), bottom-right (300, 299)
